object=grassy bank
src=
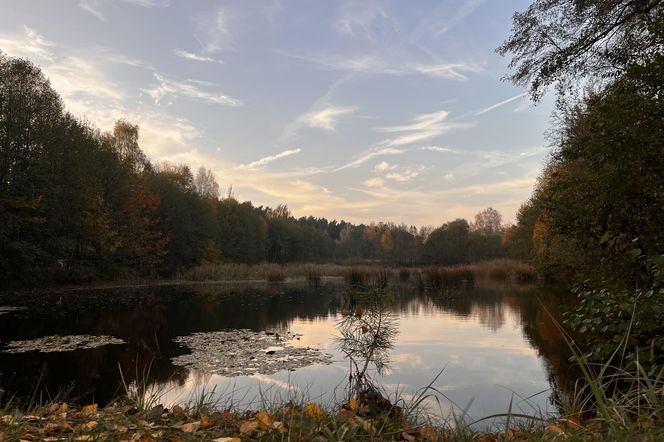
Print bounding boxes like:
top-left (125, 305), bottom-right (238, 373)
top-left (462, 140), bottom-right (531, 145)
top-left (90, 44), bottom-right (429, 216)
top-left (2, 365), bottom-right (662, 442)
top-left (179, 259), bottom-right (537, 288)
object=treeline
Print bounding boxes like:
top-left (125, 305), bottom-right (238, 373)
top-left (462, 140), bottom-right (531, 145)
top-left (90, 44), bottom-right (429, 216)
top-left (0, 52), bottom-right (508, 287)
top-left (499, 0), bottom-right (664, 289)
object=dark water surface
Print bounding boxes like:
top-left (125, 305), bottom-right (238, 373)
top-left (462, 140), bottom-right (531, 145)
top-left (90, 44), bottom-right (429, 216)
top-left (0, 280), bottom-right (574, 421)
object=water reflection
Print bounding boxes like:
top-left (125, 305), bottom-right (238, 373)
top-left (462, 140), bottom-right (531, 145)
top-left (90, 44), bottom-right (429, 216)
top-left (0, 281), bottom-right (575, 420)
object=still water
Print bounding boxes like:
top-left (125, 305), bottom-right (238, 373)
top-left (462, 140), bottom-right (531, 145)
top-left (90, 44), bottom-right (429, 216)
top-left (0, 280), bottom-right (573, 421)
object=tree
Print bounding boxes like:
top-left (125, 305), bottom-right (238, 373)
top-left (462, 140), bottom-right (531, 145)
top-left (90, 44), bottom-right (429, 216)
top-left (193, 167), bottom-right (220, 199)
top-left (470, 207), bottom-right (504, 236)
top-left (498, 0), bottom-right (664, 100)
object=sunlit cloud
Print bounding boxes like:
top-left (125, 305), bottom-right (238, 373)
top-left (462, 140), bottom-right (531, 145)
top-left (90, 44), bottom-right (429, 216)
top-left (375, 110), bottom-right (472, 147)
top-left (174, 49), bottom-right (222, 64)
top-left (364, 177), bottom-right (385, 188)
top-left (419, 145), bottom-right (461, 154)
top-left (336, 147), bottom-right (406, 171)
top-left (474, 92), bottom-right (527, 116)
top-left (142, 73), bottom-right (242, 106)
top-left (0, 26), bottom-right (55, 60)
top-left (239, 148), bottom-right (302, 170)
top-left (301, 105), bottom-right (357, 132)
top-left (385, 165), bottom-right (426, 182)
top-left (374, 161), bottom-right (396, 173)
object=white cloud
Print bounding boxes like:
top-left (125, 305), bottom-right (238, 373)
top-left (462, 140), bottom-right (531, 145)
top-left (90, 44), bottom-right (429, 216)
top-left (142, 73), bottom-right (242, 106)
top-left (174, 49), bottom-right (222, 63)
top-left (413, 62), bottom-right (483, 81)
top-left (195, 7), bottom-right (234, 54)
top-left (364, 177), bottom-right (385, 187)
top-left (374, 161), bottom-right (396, 173)
top-left (0, 26), bottom-right (55, 60)
top-left (419, 145), bottom-right (461, 154)
top-left (240, 148), bottom-right (302, 170)
top-left (337, 147), bottom-right (406, 170)
top-left (385, 165), bottom-right (426, 182)
top-left (291, 53), bottom-right (482, 81)
top-left (474, 92), bottom-right (527, 116)
top-left (301, 105), bottom-right (357, 131)
top-left (375, 110), bottom-right (471, 147)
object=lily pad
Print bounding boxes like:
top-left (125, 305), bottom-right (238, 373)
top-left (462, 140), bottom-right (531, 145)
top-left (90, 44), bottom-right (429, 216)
top-left (2, 334), bottom-right (125, 353)
top-left (171, 329), bottom-right (333, 376)
top-left (0, 305), bottom-right (26, 315)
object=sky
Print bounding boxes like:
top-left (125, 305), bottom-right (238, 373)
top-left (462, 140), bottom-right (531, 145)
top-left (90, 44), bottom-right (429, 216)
top-left (0, 0), bottom-right (555, 227)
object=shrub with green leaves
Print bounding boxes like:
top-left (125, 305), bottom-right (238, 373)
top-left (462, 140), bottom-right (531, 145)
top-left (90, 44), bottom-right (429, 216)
top-left (563, 285), bottom-right (664, 373)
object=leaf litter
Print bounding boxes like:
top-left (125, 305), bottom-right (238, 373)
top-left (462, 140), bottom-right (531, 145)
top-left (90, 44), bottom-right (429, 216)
top-left (171, 329), bottom-right (333, 376)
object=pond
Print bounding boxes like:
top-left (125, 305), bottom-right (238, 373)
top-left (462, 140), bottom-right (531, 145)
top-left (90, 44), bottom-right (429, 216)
top-left (0, 279), bottom-right (575, 423)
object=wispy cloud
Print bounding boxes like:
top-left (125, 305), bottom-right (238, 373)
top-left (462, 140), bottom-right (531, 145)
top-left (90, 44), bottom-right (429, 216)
top-left (371, 162), bottom-right (426, 183)
top-left (334, 2), bottom-right (398, 39)
top-left (375, 110), bottom-right (471, 147)
top-left (195, 7), bottom-right (234, 53)
top-left (419, 145), bottom-right (461, 154)
top-left (142, 73), bottom-right (242, 106)
top-left (174, 49), bottom-right (222, 63)
top-left (374, 161), bottom-right (397, 173)
top-left (79, 0), bottom-right (169, 22)
top-left (301, 105), bottom-right (357, 131)
top-left (474, 92), bottom-right (527, 116)
top-left (435, 0), bottom-right (485, 36)
top-left (337, 147), bottom-right (406, 170)
top-left (78, 0), bottom-right (106, 21)
top-left (364, 177), bottom-right (385, 187)
top-left (290, 53), bottom-right (483, 81)
top-left (0, 26), bottom-right (55, 60)
top-left (240, 148), bottom-right (302, 170)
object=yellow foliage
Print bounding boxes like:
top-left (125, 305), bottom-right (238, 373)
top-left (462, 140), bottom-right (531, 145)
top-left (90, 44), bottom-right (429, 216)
top-left (303, 403), bottom-right (325, 420)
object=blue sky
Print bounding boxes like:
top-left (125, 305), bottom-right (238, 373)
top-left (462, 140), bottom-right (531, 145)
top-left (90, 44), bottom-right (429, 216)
top-left (0, 0), bottom-right (554, 226)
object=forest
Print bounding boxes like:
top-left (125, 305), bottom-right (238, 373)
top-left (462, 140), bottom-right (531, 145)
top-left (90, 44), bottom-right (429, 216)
top-left (0, 53), bottom-right (508, 287)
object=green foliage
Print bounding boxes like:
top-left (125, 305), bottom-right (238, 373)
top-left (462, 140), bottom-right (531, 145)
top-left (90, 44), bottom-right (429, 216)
top-left (563, 285), bottom-right (664, 371)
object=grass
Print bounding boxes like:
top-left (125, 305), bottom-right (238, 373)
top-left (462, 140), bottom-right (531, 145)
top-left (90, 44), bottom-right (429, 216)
top-left (2, 356), bottom-right (663, 441)
top-left (179, 259), bottom-right (537, 290)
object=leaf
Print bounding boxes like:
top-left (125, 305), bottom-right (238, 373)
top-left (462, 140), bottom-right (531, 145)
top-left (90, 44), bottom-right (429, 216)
top-left (81, 404), bottom-right (97, 416)
top-left (401, 431), bottom-right (416, 441)
top-left (239, 420), bottom-right (259, 437)
top-left (179, 421), bottom-right (201, 433)
top-left (254, 411), bottom-right (274, 430)
top-left (303, 403), bottom-right (325, 420)
top-left (213, 438), bottom-right (242, 442)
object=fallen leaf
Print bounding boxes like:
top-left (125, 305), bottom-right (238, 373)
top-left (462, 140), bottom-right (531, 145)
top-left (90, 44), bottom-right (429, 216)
top-left (547, 423), bottom-right (564, 434)
top-left (74, 436), bottom-right (93, 441)
top-left (179, 421), bottom-right (200, 433)
top-left (81, 404), bottom-right (97, 416)
top-left (418, 426), bottom-right (438, 440)
top-left (212, 438), bottom-right (242, 442)
top-left (476, 434), bottom-right (499, 442)
top-left (255, 411), bottom-right (274, 430)
top-left (85, 421), bottom-right (98, 430)
top-left (401, 431), bottom-right (416, 441)
top-left (303, 403), bottom-right (325, 420)
top-left (239, 420), bottom-right (259, 437)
